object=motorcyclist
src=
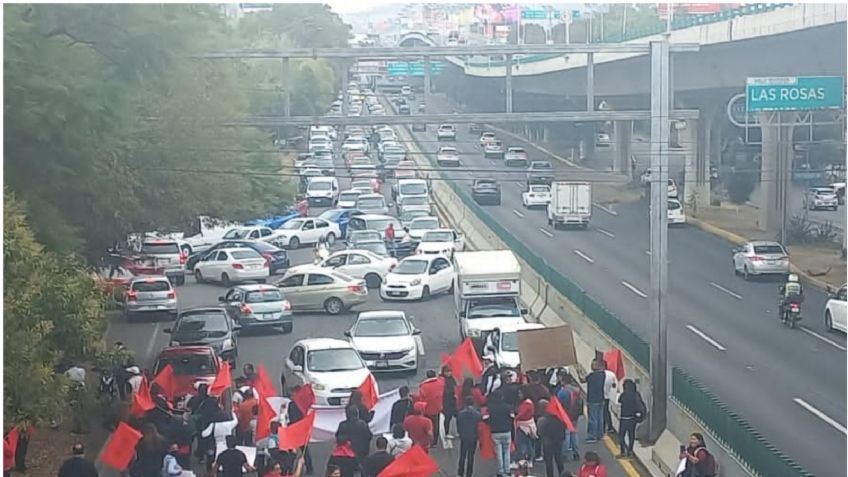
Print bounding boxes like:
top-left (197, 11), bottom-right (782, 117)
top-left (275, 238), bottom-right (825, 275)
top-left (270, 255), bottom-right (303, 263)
top-left (779, 273), bottom-right (804, 322)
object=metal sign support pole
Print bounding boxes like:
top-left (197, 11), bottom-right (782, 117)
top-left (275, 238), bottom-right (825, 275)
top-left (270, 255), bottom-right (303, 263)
top-left (424, 56), bottom-right (432, 109)
top-left (506, 54), bottom-right (514, 113)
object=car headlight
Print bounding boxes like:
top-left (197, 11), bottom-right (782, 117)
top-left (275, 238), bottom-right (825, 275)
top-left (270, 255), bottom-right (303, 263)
top-left (312, 382), bottom-right (326, 392)
top-left (410, 278), bottom-right (422, 287)
top-left (222, 338), bottom-right (234, 350)
top-left (404, 347), bottom-right (416, 356)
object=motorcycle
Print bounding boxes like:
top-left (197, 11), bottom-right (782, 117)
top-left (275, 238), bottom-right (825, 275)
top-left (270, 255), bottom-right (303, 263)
top-left (782, 301), bottom-right (803, 329)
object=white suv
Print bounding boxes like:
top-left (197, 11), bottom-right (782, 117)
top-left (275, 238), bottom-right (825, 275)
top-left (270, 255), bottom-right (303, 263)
top-left (825, 284), bottom-right (847, 333)
top-left (437, 124), bottom-right (456, 141)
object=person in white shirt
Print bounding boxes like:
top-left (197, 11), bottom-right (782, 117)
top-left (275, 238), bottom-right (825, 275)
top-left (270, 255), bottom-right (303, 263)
top-left (201, 412), bottom-right (238, 466)
top-left (386, 425), bottom-right (413, 456)
top-left (602, 363), bottom-right (618, 434)
top-left (161, 442), bottom-right (184, 476)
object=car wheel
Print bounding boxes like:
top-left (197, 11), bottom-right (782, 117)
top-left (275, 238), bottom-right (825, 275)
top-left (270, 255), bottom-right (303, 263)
top-left (365, 273), bottom-right (382, 289)
top-left (324, 297), bottom-right (344, 315)
top-left (282, 323), bottom-right (293, 334)
top-left (221, 273), bottom-right (231, 287)
top-left (326, 233), bottom-right (336, 245)
top-left (175, 275), bottom-right (186, 286)
top-left (421, 286), bottom-right (431, 301)
top-left (289, 236), bottom-right (300, 249)
top-left (194, 270), bottom-right (205, 284)
top-left (743, 266), bottom-right (750, 281)
top-left (825, 310), bottom-right (834, 332)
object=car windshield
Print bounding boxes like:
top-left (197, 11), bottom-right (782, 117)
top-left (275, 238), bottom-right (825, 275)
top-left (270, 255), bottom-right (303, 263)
top-left (411, 218), bottom-right (439, 230)
top-left (531, 162), bottom-right (552, 170)
top-left (222, 229), bottom-right (250, 240)
top-left (309, 181), bottom-right (332, 191)
top-left (351, 231), bottom-right (381, 243)
top-left (668, 201), bottom-right (682, 211)
top-left (813, 188), bottom-right (835, 195)
top-left (367, 219), bottom-right (396, 232)
top-left (753, 244), bottom-right (785, 255)
top-left (423, 231), bottom-right (452, 242)
top-left (231, 250), bottom-right (261, 260)
top-left (357, 241), bottom-right (388, 255)
top-left (468, 297), bottom-right (520, 319)
top-left (402, 210), bottom-right (429, 222)
top-left (307, 349), bottom-right (364, 372)
top-left (355, 317), bottom-right (409, 337)
top-left (155, 354), bottom-right (215, 377)
top-left (400, 183), bottom-right (427, 196)
top-left (509, 148), bottom-right (526, 154)
top-left (402, 196), bottom-right (428, 206)
top-left (319, 210), bottom-right (345, 221)
top-left (394, 259), bottom-right (428, 275)
top-left (530, 186), bottom-right (549, 193)
top-left (476, 181), bottom-right (497, 187)
top-left (281, 219), bottom-right (305, 230)
top-left (501, 331), bottom-right (520, 352)
top-left (132, 280), bottom-right (171, 292)
top-left (176, 312), bottom-right (229, 338)
top-left (357, 197), bottom-right (385, 208)
top-left (141, 243), bottom-right (180, 254)
top-left (440, 148), bottom-right (458, 155)
top-left (245, 289), bottom-right (283, 303)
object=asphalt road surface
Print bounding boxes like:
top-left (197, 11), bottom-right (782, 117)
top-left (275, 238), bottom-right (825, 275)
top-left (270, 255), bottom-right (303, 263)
top-left (407, 93), bottom-right (846, 477)
top-left (103, 136), bottom-right (638, 477)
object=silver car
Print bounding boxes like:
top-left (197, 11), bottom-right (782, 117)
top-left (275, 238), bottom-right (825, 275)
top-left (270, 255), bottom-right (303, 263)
top-left (355, 194), bottom-right (390, 215)
top-left (140, 239), bottom-right (186, 285)
top-left (219, 284), bottom-right (293, 333)
top-left (803, 187), bottom-right (839, 211)
top-left (125, 276), bottom-right (178, 321)
top-left (345, 310), bottom-right (420, 373)
top-left (732, 241), bottom-right (790, 280)
top-left (275, 267), bottom-right (368, 315)
top-left (397, 195), bottom-right (432, 215)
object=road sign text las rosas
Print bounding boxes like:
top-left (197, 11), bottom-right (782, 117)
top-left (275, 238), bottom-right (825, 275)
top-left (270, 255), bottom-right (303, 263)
top-left (746, 76), bottom-right (844, 112)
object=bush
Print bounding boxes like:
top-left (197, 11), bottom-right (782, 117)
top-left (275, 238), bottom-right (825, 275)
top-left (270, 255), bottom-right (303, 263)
top-left (726, 170), bottom-right (757, 204)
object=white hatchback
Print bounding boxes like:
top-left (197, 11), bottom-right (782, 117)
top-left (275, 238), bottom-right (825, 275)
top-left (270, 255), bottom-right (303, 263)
top-left (283, 338), bottom-right (374, 406)
top-left (668, 199), bottom-right (686, 225)
top-left (825, 284), bottom-right (847, 333)
top-left (380, 255), bottom-right (455, 301)
top-left (416, 229), bottom-right (465, 258)
top-left (346, 311), bottom-right (420, 373)
top-left (194, 248), bottom-right (269, 286)
top-left (522, 185), bottom-right (551, 208)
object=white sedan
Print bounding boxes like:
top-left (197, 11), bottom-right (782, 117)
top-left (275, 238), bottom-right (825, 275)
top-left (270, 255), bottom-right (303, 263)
top-left (345, 311), bottom-right (420, 373)
top-left (380, 255), bottom-right (455, 301)
top-left (522, 185), bottom-right (551, 208)
top-left (825, 284), bottom-right (847, 333)
top-left (437, 147), bottom-right (461, 167)
top-left (407, 216), bottom-right (441, 240)
top-left (416, 229), bottom-right (465, 257)
top-left (194, 248), bottom-right (269, 286)
top-left (338, 190), bottom-right (363, 209)
top-left (282, 338), bottom-right (374, 406)
top-left (270, 218), bottom-right (341, 250)
top-left (290, 249), bottom-right (397, 289)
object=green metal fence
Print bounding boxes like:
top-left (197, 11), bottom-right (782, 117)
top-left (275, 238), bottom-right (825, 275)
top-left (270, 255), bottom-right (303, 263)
top-left (671, 367), bottom-right (813, 477)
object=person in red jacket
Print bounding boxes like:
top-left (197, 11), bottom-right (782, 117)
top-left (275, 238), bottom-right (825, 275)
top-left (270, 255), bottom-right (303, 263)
top-left (403, 402), bottom-right (433, 453)
top-left (416, 370), bottom-right (444, 447)
top-left (514, 388), bottom-right (537, 464)
top-left (577, 451), bottom-right (608, 477)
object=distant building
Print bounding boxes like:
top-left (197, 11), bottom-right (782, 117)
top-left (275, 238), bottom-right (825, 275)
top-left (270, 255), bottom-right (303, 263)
top-left (219, 3), bottom-right (272, 20)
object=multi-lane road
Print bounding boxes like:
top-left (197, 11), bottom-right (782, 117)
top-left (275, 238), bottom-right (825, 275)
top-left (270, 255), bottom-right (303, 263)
top-left (405, 93), bottom-right (846, 477)
top-left (104, 136), bottom-right (636, 477)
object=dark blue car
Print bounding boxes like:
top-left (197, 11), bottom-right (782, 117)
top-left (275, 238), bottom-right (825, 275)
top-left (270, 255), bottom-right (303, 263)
top-left (318, 209), bottom-right (364, 238)
top-left (186, 240), bottom-right (290, 274)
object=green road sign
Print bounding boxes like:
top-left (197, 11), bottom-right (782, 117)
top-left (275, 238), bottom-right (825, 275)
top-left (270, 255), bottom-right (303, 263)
top-left (746, 76), bottom-right (845, 112)
top-left (388, 61), bottom-right (443, 77)
top-left (521, 9), bottom-right (560, 20)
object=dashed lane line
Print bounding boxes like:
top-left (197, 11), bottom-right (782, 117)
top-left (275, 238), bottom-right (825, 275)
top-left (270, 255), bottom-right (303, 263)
top-left (709, 282), bottom-right (743, 300)
top-left (593, 202), bottom-right (619, 216)
top-left (621, 281), bottom-right (648, 299)
top-left (597, 228), bottom-right (616, 239)
top-left (799, 326), bottom-right (847, 351)
top-left (512, 209), bottom-right (525, 218)
top-left (794, 398), bottom-right (847, 435)
top-left (686, 324), bottom-right (727, 351)
top-left (573, 250), bottom-right (595, 264)
top-left (539, 228), bottom-right (554, 238)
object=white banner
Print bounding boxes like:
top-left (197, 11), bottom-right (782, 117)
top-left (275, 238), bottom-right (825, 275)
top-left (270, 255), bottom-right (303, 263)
top-left (311, 388), bottom-right (402, 442)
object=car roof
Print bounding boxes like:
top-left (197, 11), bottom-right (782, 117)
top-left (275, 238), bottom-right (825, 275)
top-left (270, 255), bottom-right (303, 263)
top-left (179, 307), bottom-right (227, 316)
top-left (309, 176), bottom-right (335, 182)
top-left (424, 228), bottom-right (454, 234)
top-left (296, 338), bottom-right (355, 351)
top-left (214, 247), bottom-right (261, 255)
top-left (232, 284), bottom-right (281, 292)
top-left (398, 178), bottom-right (426, 184)
top-left (143, 238), bottom-right (180, 245)
top-left (157, 345), bottom-right (217, 358)
top-left (129, 275), bottom-right (171, 284)
top-left (353, 213), bottom-right (397, 220)
top-left (357, 310), bottom-right (407, 320)
top-left (496, 322), bottom-right (545, 333)
top-left (411, 216), bottom-right (438, 222)
top-left (508, 147), bottom-right (525, 151)
top-left (748, 240), bottom-right (783, 247)
top-left (357, 193), bottom-right (385, 199)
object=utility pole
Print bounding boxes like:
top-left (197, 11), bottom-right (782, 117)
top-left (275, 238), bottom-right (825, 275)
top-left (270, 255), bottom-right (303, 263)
top-left (283, 58), bottom-right (291, 117)
top-left (648, 39), bottom-right (670, 443)
top-left (423, 56), bottom-right (431, 109)
top-left (506, 53), bottom-right (513, 113)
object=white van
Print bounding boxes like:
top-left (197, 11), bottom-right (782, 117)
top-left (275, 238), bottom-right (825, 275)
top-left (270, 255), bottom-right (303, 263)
top-left (310, 125), bottom-right (336, 141)
top-left (306, 177), bottom-right (339, 207)
top-left (393, 179), bottom-right (429, 204)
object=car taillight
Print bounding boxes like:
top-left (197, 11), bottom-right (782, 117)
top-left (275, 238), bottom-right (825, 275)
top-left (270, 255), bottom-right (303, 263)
top-left (127, 291), bottom-right (138, 301)
top-left (240, 304), bottom-right (252, 314)
top-left (790, 304), bottom-right (800, 311)
top-left (180, 250), bottom-right (188, 264)
top-left (281, 300), bottom-right (292, 311)
top-left (349, 284), bottom-right (364, 293)
top-left (232, 263), bottom-right (244, 270)
top-left (166, 291), bottom-right (176, 300)
top-left (750, 255), bottom-right (764, 261)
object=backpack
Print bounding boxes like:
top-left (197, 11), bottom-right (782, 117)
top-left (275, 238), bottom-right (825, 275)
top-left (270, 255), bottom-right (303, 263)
top-left (695, 447), bottom-right (718, 477)
top-left (567, 386), bottom-right (585, 418)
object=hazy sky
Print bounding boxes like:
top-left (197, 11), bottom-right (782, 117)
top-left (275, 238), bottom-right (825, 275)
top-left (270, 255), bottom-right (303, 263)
top-left (327, 0), bottom-right (394, 14)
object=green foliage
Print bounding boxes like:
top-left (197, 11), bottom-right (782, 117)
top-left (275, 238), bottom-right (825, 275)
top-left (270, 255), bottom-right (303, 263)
top-left (726, 169), bottom-right (757, 204)
top-left (3, 191), bottom-right (105, 426)
top-left (786, 214), bottom-right (839, 246)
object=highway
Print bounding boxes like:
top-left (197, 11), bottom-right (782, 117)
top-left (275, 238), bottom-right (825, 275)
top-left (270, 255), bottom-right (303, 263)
top-left (402, 93), bottom-right (847, 477)
top-left (104, 141), bottom-right (637, 477)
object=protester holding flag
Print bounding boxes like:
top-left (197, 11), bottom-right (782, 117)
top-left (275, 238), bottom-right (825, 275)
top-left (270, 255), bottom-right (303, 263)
top-left (537, 400), bottom-right (566, 477)
top-left (403, 402), bottom-right (434, 452)
top-left (326, 436), bottom-right (358, 477)
top-left (236, 389), bottom-right (258, 445)
top-left (440, 365), bottom-right (459, 439)
top-left (347, 389), bottom-right (374, 424)
top-left (557, 372), bottom-right (583, 462)
top-left (416, 370), bottom-right (444, 447)
top-left (456, 396), bottom-right (482, 477)
top-left (387, 424), bottom-right (413, 456)
top-left (617, 379), bottom-right (644, 459)
top-left (132, 422), bottom-right (167, 477)
top-left (335, 406), bottom-right (372, 462)
top-left (389, 386), bottom-right (413, 429)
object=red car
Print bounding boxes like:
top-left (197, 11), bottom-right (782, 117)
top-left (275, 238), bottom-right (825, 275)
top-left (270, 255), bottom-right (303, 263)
top-left (153, 345), bottom-right (224, 410)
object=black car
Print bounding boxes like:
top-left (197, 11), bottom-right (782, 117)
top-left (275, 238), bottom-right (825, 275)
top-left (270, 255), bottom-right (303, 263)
top-left (527, 161), bottom-right (555, 185)
top-left (398, 104), bottom-right (411, 115)
top-left (472, 179), bottom-right (502, 206)
top-left (187, 240), bottom-right (289, 274)
top-left (165, 307), bottom-right (239, 364)
top-left (469, 123), bottom-right (485, 133)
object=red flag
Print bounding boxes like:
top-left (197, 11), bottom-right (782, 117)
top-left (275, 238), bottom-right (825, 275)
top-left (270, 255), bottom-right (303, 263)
top-left (152, 364), bottom-right (177, 399)
top-left (547, 395), bottom-right (576, 432)
top-left (129, 377), bottom-right (155, 418)
top-left (209, 363), bottom-right (232, 397)
top-left (255, 395), bottom-right (277, 441)
top-left (477, 421), bottom-right (495, 460)
top-left (4, 426), bottom-right (20, 471)
top-left (100, 422), bottom-right (143, 471)
top-left (440, 353), bottom-right (451, 366)
top-left (450, 338), bottom-right (483, 379)
top-left (378, 445), bottom-right (439, 477)
top-left (278, 410), bottom-right (315, 450)
top-left (292, 384), bottom-right (316, 415)
top-left (604, 348), bottom-right (625, 381)
top-left (254, 364), bottom-right (277, 399)
top-left (357, 374), bottom-right (379, 410)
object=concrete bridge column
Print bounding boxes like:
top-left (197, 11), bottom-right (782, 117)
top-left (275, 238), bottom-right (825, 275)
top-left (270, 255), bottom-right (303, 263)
top-left (614, 120), bottom-right (633, 176)
top-left (758, 112), bottom-right (798, 234)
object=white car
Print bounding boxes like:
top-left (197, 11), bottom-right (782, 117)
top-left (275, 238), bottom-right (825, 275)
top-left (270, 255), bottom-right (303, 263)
top-left (482, 322), bottom-right (545, 369)
top-left (407, 216), bottom-right (441, 240)
top-left (306, 177), bottom-right (340, 207)
top-left (271, 218), bottom-right (341, 249)
top-left (194, 248), bottom-right (270, 286)
top-left (291, 249), bottom-right (397, 289)
top-left (345, 311), bottom-right (420, 373)
top-left (804, 186), bottom-right (839, 211)
top-left (668, 198), bottom-right (686, 225)
top-left (342, 137), bottom-right (369, 154)
top-left (338, 190), bottom-right (363, 209)
top-left (668, 179), bottom-right (679, 198)
top-left (310, 125), bottom-right (336, 141)
top-left (355, 194), bottom-right (389, 215)
top-left (416, 229), bottom-right (465, 257)
top-left (522, 185), bottom-right (551, 208)
top-left (308, 137), bottom-right (333, 153)
top-left (221, 226), bottom-right (278, 242)
top-left (283, 338), bottom-right (374, 406)
top-left (380, 255), bottom-right (455, 301)
top-left (437, 124), bottom-right (456, 141)
top-left (397, 195), bottom-right (432, 215)
top-left (825, 284), bottom-right (847, 333)
top-left (479, 132), bottom-right (497, 147)
top-left (437, 146), bottom-right (461, 167)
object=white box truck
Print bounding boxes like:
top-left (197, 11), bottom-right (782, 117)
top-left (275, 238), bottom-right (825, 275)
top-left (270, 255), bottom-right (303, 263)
top-left (454, 250), bottom-right (528, 341)
top-left (547, 181), bottom-right (592, 229)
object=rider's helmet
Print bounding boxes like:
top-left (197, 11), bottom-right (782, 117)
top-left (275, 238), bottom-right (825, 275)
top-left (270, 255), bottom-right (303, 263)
top-left (787, 273), bottom-right (800, 283)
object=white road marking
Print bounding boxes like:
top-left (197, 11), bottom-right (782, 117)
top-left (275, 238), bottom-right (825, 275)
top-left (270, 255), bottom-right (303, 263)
top-left (709, 282), bottom-right (743, 300)
top-left (799, 326), bottom-right (847, 351)
top-left (593, 202), bottom-right (619, 216)
top-left (597, 228), bottom-right (616, 239)
top-left (621, 281), bottom-right (648, 298)
top-left (686, 325), bottom-right (727, 351)
top-left (539, 228), bottom-right (554, 238)
top-left (144, 322), bottom-right (162, 363)
top-left (573, 250), bottom-right (595, 264)
top-left (794, 398), bottom-right (847, 435)
top-left (414, 335), bottom-right (425, 356)
top-left (514, 183), bottom-right (524, 190)
top-left (489, 160), bottom-right (496, 166)
top-left (512, 209), bottom-right (525, 218)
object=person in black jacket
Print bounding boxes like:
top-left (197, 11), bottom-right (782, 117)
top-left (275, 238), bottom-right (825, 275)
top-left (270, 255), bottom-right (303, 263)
top-left (389, 386), bottom-right (413, 429)
top-left (347, 390), bottom-right (374, 424)
top-left (617, 379), bottom-right (642, 458)
top-left (326, 436), bottom-right (358, 477)
top-left (57, 443), bottom-right (98, 477)
top-left (456, 396), bottom-right (482, 477)
top-left (335, 406), bottom-right (372, 462)
top-left (360, 437), bottom-right (394, 477)
top-left (537, 400), bottom-right (566, 477)
top-left (441, 366), bottom-right (458, 438)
